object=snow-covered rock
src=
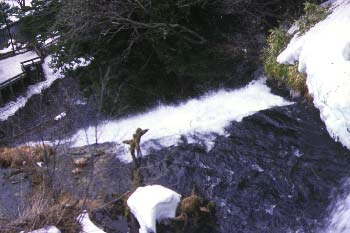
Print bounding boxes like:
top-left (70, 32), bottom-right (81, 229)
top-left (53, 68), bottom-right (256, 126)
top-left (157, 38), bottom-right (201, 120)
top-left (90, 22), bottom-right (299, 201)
top-left (78, 210), bottom-right (106, 233)
top-left (127, 185), bottom-right (181, 233)
top-left (277, 0), bottom-right (350, 149)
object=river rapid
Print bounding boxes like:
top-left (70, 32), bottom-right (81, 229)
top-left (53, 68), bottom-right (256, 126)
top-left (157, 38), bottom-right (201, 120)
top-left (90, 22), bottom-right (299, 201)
top-left (1, 79), bottom-right (350, 232)
top-left (133, 101), bottom-right (350, 233)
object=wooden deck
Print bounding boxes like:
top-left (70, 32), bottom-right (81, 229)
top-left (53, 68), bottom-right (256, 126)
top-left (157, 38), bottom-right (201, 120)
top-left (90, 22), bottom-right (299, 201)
top-left (21, 56), bottom-right (43, 71)
top-left (0, 48), bottom-right (44, 105)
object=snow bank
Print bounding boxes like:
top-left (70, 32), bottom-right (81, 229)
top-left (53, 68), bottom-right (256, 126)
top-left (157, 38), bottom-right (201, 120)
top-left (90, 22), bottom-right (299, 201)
top-left (78, 211), bottom-right (106, 233)
top-left (0, 51), bottom-right (38, 84)
top-left (127, 185), bottom-right (181, 233)
top-left (0, 55), bottom-right (63, 121)
top-left (277, 0), bottom-right (350, 149)
top-left (70, 78), bottom-right (292, 162)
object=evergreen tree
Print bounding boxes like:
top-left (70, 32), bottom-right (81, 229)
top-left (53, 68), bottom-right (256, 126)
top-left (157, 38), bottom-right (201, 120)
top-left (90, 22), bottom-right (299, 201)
top-left (0, 2), bottom-right (18, 51)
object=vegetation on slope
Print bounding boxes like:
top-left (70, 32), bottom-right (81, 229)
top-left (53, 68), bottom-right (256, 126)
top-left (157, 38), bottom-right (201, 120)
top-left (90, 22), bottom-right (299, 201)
top-left (262, 1), bottom-right (329, 97)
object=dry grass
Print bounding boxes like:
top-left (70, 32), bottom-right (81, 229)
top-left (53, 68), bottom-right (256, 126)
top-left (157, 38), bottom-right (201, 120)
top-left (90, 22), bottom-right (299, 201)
top-left (58, 192), bottom-right (102, 210)
top-left (0, 190), bottom-right (106, 233)
top-left (0, 144), bottom-right (53, 168)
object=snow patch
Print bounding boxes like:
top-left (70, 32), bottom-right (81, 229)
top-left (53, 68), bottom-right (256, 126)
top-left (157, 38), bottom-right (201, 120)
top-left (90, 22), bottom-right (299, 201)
top-left (69, 78), bottom-right (292, 162)
top-left (277, 0), bottom-right (350, 149)
top-left (20, 226), bottom-right (61, 233)
top-left (1, 0), bottom-right (32, 8)
top-left (0, 0), bottom-right (33, 25)
top-left (0, 39), bottom-right (27, 54)
top-left (287, 23), bottom-right (299, 35)
top-left (54, 112), bottom-right (66, 121)
top-left (127, 185), bottom-right (181, 233)
top-left (62, 57), bottom-right (93, 71)
top-left (78, 210), bottom-right (106, 233)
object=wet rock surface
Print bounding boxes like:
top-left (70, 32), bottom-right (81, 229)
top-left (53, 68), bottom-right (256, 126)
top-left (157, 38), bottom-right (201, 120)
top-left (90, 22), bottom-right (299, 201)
top-left (0, 168), bottom-right (32, 217)
top-left (51, 142), bottom-right (132, 199)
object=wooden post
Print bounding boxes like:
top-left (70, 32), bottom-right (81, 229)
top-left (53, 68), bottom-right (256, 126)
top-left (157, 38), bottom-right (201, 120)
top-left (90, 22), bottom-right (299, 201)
top-left (36, 64), bottom-right (40, 81)
top-left (20, 76), bottom-right (25, 89)
top-left (0, 90), bottom-right (3, 106)
top-left (9, 84), bottom-right (14, 98)
top-left (5, 21), bottom-right (15, 52)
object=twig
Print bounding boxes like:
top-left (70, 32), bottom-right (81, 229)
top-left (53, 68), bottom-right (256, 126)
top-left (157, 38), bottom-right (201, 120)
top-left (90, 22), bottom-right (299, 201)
top-left (91, 191), bottom-right (130, 211)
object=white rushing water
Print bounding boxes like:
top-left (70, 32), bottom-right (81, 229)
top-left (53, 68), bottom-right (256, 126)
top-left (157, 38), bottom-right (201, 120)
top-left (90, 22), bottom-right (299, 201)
top-left (69, 77), bottom-right (292, 162)
top-left (323, 179), bottom-right (350, 233)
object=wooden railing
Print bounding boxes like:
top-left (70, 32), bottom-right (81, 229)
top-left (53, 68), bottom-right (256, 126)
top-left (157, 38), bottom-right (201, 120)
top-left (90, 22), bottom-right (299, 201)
top-left (21, 57), bottom-right (43, 71)
top-left (0, 72), bottom-right (26, 91)
top-left (0, 47), bottom-right (29, 60)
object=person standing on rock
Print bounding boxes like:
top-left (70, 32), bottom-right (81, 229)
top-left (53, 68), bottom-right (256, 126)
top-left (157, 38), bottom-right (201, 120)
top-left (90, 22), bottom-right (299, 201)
top-left (123, 128), bottom-right (149, 166)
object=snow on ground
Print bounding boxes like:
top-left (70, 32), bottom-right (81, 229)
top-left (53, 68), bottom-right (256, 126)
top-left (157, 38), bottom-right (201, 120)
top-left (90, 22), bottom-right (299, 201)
top-left (0, 39), bottom-right (27, 54)
top-left (0, 50), bottom-right (38, 84)
top-left (0, 0), bottom-right (33, 25)
top-left (1, 0), bottom-right (32, 7)
top-left (127, 185), bottom-right (181, 233)
top-left (78, 211), bottom-right (106, 233)
top-left (19, 226), bottom-right (61, 233)
top-left (0, 55), bottom-right (63, 121)
top-left (277, 0), bottom-right (350, 150)
top-left (0, 43), bottom-right (13, 54)
top-left (70, 78), bottom-right (292, 162)
top-left (61, 57), bottom-right (93, 71)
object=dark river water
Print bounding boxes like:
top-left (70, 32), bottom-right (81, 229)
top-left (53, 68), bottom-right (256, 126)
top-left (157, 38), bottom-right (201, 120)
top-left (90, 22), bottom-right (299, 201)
top-left (134, 101), bottom-right (350, 233)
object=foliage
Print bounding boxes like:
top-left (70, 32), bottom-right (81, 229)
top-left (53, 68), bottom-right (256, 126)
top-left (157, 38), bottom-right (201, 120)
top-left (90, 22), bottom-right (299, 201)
top-left (262, 28), bottom-right (306, 93)
top-left (20, 0), bottom-right (60, 41)
top-left (0, 2), bottom-right (18, 25)
top-left (298, 2), bottom-right (329, 34)
top-left (45, 0), bottom-right (310, 115)
top-left (262, 1), bottom-right (329, 95)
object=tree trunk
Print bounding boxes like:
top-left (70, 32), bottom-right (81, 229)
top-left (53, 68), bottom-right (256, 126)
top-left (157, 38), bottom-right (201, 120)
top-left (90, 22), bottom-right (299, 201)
top-left (5, 21), bottom-right (15, 52)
